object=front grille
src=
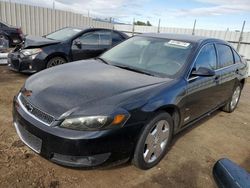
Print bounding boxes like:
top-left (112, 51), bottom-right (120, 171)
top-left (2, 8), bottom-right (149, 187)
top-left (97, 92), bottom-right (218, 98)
top-left (18, 94), bottom-right (55, 125)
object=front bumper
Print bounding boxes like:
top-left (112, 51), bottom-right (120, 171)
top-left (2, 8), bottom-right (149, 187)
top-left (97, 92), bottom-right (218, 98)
top-left (8, 52), bottom-right (45, 73)
top-left (13, 96), bottom-right (144, 168)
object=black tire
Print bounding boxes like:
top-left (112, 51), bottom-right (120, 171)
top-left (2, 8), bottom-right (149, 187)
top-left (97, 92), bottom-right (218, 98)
top-left (46, 57), bottom-right (67, 68)
top-left (222, 83), bottom-right (242, 113)
top-left (132, 112), bottom-right (173, 170)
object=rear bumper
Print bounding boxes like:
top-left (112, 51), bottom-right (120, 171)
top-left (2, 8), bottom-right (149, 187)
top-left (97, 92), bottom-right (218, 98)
top-left (13, 96), bottom-right (144, 168)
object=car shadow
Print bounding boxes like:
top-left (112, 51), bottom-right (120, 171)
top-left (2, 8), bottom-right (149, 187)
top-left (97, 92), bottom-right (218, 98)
top-left (170, 110), bottom-right (221, 148)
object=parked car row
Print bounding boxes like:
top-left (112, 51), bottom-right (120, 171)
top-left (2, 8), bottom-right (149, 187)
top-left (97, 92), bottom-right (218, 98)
top-left (12, 32), bottom-right (248, 169)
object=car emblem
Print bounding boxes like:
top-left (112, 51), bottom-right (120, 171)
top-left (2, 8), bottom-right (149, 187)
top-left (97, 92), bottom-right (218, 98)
top-left (26, 103), bottom-right (33, 112)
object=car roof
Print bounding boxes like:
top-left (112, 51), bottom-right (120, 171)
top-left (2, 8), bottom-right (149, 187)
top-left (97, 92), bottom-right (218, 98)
top-left (65, 27), bottom-right (128, 38)
top-left (139, 33), bottom-right (227, 44)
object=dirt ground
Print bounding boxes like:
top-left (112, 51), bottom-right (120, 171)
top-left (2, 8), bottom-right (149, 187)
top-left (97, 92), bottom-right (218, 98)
top-left (0, 65), bottom-right (249, 188)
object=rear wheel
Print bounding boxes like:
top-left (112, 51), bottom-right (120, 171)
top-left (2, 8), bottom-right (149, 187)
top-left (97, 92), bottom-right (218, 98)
top-left (222, 84), bottom-right (242, 113)
top-left (132, 112), bottom-right (173, 170)
top-left (47, 57), bottom-right (67, 68)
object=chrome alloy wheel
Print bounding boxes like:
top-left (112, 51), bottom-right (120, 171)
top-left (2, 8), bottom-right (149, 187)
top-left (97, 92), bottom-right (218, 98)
top-left (230, 86), bottom-right (241, 110)
top-left (143, 120), bottom-right (170, 163)
top-left (47, 57), bottom-right (66, 68)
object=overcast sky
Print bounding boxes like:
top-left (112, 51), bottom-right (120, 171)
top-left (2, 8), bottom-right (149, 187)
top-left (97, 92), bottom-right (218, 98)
top-left (5, 0), bottom-right (250, 31)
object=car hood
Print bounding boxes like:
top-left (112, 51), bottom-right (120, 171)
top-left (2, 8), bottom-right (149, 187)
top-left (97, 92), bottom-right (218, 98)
top-left (23, 35), bottom-right (60, 48)
top-left (24, 60), bottom-right (171, 118)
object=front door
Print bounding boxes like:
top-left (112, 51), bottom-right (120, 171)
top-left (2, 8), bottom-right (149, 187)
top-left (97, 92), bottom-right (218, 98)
top-left (71, 32), bottom-right (100, 61)
top-left (182, 43), bottom-right (220, 125)
top-left (71, 30), bottom-right (112, 61)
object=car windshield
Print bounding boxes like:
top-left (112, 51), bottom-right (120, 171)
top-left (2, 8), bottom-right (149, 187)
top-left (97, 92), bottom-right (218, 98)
top-left (45, 27), bottom-right (82, 41)
top-left (101, 36), bottom-right (194, 77)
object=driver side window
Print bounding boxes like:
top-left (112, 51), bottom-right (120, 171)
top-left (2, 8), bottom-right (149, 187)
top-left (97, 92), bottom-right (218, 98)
top-left (193, 44), bottom-right (217, 71)
top-left (79, 32), bottom-right (99, 45)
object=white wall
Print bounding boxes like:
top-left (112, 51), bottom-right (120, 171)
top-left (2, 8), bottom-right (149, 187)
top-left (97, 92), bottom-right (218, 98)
top-left (0, 1), bottom-right (113, 36)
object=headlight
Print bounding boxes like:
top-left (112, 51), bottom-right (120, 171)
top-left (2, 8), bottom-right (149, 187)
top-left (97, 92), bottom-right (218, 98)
top-left (60, 113), bottom-right (130, 131)
top-left (21, 48), bottom-right (42, 56)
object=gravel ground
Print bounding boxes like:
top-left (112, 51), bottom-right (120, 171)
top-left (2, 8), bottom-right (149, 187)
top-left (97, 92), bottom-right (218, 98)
top-left (0, 65), bottom-right (249, 188)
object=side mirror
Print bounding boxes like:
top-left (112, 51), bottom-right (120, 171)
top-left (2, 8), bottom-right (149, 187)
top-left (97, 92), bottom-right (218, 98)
top-left (191, 67), bottom-right (215, 77)
top-left (74, 40), bottom-right (82, 49)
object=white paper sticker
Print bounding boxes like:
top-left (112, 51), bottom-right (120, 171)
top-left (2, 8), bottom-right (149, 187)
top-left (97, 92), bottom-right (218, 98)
top-left (167, 40), bottom-right (190, 47)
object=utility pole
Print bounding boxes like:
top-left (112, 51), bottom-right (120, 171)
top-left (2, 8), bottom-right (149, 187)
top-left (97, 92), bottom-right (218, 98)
top-left (192, 19), bottom-right (196, 35)
top-left (132, 18), bottom-right (135, 36)
top-left (157, 19), bottom-right (161, 33)
top-left (53, 0), bottom-right (55, 10)
top-left (237, 20), bottom-right (246, 52)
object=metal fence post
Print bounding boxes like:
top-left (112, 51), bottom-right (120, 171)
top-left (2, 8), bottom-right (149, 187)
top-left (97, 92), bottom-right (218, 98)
top-left (192, 19), bottom-right (196, 35)
top-left (157, 19), bottom-right (161, 33)
top-left (132, 18), bottom-right (135, 36)
top-left (237, 20), bottom-right (246, 52)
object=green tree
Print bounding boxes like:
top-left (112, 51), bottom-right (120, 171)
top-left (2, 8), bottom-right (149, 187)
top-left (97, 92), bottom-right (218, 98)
top-left (134, 20), bottom-right (152, 26)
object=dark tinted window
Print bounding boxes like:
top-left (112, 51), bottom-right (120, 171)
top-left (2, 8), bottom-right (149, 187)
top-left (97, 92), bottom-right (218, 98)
top-left (80, 32), bottom-right (99, 45)
top-left (233, 50), bottom-right (241, 63)
top-left (194, 44), bottom-right (217, 70)
top-left (217, 44), bottom-right (234, 68)
top-left (112, 32), bottom-right (124, 45)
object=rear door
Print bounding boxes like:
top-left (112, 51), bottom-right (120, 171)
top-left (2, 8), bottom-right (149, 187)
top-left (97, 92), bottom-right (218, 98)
top-left (183, 43), bottom-right (220, 124)
top-left (214, 44), bottom-right (237, 104)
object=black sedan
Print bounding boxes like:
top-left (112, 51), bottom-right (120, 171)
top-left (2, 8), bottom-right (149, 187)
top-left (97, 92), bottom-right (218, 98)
top-left (8, 27), bottom-right (128, 73)
top-left (13, 34), bottom-right (248, 169)
top-left (0, 21), bottom-right (24, 47)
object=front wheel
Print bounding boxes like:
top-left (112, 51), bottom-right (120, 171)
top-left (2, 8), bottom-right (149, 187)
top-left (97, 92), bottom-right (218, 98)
top-left (132, 112), bottom-right (173, 170)
top-left (47, 57), bottom-right (67, 68)
top-left (222, 84), bottom-right (242, 113)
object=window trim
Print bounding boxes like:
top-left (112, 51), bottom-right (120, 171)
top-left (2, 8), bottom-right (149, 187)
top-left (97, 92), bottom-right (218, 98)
top-left (232, 48), bottom-right (242, 64)
top-left (186, 42), bottom-right (218, 81)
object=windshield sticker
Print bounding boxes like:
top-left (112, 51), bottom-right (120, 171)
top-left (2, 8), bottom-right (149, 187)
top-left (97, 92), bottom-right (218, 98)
top-left (167, 40), bottom-right (190, 48)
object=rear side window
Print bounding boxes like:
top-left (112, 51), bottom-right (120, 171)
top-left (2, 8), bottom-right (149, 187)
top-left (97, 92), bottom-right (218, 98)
top-left (194, 44), bottom-right (217, 70)
top-left (216, 44), bottom-right (234, 68)
top-left (112, 32), bottom-right (124, 46)
top-left (233, 50), bottom-right (241, 63)
top-left (98, 31), bottom-right (111, 46)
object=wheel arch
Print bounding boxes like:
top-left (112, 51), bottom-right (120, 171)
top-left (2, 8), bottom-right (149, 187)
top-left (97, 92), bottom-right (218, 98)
top-left (155, 104), bottom-right (181, 134)
top-left (45, 52), bottom-right (69, 65)
top-left (240, 78), bottom-right (246, 88)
